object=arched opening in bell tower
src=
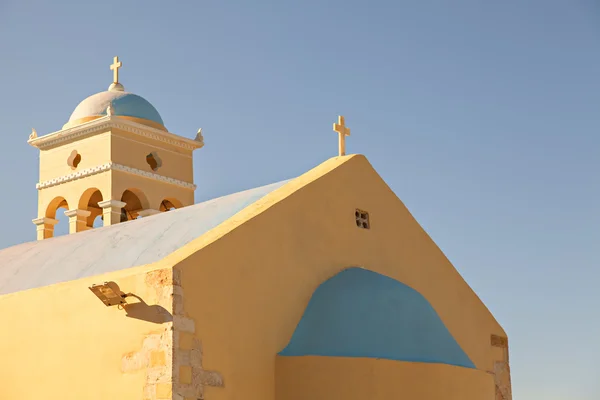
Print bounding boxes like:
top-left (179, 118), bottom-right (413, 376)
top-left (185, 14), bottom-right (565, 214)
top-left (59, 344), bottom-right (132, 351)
top-left (79, 188), bottom-right (104, 229)
top-left (120, 188), bottom-right (149, 222)
top-left (159, 197), bottom-right (183, 212)
top-left (45, 196), bottom-right (69, 237)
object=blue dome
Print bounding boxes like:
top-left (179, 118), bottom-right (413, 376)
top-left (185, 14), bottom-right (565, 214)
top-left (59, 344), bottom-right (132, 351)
top-left (67, 91), bottom-right (164, 127)
top-left (280, 268), bottom-right (475, 369)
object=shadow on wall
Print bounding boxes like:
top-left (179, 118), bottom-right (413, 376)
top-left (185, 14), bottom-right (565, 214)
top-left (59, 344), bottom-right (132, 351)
top-left (122, 294), bottom-right (172, 324)
top-left (279, 268), bottom-right (475, 369)
top-left (89, 283), bottom-right (172, 325)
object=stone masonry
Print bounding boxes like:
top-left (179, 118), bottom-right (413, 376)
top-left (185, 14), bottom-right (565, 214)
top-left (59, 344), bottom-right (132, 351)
top-left (122, 268), bottom-right (224, 400)
top-left (490, 334), bottom-right (512, 400)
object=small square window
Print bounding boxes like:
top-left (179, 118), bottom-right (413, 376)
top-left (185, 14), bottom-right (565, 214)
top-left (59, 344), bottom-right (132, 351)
top-left (491, 334), bottom-right (508, 348)
top-left (355, 209), bottom-right (370, 229)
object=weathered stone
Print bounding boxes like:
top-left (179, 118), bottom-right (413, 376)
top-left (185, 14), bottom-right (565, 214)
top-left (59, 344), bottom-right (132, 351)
top-left (197, 369), bottom-right (224, 387)
top-left (190, 346), bottom-right (203, 368)
top-left (174, 316), bottom-right (195, 333)
top-left (146, 269), bottom-right (174, 287)
top-left (177, 349), bottom-right (191, 366)
top-left (147, 366), bottom-right (170, 383)
top-left (127, 267), bottom-right (224, 400)
top-left (143, 383), bottom-right (156, 399)
top-left (143, 334), bottom-right (163, 349)
top-left (155, 382), bottom-right (172, 398)
top-left (122, 350), bottom-right (149, 372)
top-left (174, 383), bottom-right (199, 398)
top-left (494, 361), bottom-right (512, 400)
top-left (173, 268), bottom-right (182, 286)
top-left (173, 294), bottom-right (185, 316)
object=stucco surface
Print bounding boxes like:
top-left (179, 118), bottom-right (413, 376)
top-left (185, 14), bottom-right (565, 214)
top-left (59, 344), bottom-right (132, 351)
top-left (275, 356), bottom-right (495, 400)
top-left (172, 155), bottom-right (508, 400)
top-left (0, 266), bottom-right (164, 400)
top-left (0, 180), bottom-right (289, 295)
top-left (279, 267), bottom-right (475, 368)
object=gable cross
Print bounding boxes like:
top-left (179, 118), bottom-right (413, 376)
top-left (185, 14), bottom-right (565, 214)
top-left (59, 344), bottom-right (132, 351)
top-left (333, 115), bottom-right (350, 156)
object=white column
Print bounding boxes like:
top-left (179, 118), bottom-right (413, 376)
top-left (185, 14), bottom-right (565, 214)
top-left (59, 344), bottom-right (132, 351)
top-left (98, 200), bottom-right (127, 227)
top-left (64, 209), bottom-right (92, 234)
top-left (32, 217), bottom-right (58, 241)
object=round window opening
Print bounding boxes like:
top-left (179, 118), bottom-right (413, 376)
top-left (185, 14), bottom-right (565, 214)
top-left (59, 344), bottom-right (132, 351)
top-left (67, 150), bottom-right (82, 170)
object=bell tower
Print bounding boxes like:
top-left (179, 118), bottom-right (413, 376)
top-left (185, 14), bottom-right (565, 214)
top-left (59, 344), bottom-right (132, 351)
top-left (29, 56), bottom-right (204, 240)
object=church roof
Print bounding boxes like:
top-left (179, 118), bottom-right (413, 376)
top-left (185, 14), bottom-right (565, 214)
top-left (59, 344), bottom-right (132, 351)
top-left (0, 180), bottom-right (290, 296)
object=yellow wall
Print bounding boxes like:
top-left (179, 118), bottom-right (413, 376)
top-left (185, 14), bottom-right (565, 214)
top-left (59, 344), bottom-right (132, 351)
top-left (38, 131), bottom-right (111, 182)
top-left (275, 356), bottom-right (495, 400)
top-left (167, 154), bottom-right (507, 400)
top-left (37, 128), bottom-right (194, 184)
top-left (110, 129), bottom-right (194, 183)
top-left (0, 264), bottom-right (173, 400)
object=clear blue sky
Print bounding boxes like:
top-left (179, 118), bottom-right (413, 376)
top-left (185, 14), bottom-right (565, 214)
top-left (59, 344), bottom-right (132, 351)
top-left (1, 0), bottom-right (598, 398)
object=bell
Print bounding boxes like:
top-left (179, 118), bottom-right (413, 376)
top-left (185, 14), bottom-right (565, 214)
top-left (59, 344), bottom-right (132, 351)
top-left (120, 208), bottom-right (128, 223)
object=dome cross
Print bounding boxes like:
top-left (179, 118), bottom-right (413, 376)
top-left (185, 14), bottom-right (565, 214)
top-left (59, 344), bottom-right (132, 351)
top-left (110, 56), bottom-right (122, 84)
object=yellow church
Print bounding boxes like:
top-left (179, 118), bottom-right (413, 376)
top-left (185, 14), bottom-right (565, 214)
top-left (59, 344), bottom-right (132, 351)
top-left (0, 57), bottom-right (512, 400)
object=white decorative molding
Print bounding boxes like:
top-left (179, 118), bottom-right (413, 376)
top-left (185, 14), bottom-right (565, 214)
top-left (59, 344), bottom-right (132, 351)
top-left (36, 162), bottom-right (197, 190)
top-left (36, 163), bottom-right (112, 189)
top-left (28, 116), bottom-right (204, 151)
top-left (32, 217), bottom-right (58, 226)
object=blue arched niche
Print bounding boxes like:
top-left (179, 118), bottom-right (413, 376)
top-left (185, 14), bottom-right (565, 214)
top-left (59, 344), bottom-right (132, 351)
top-left (279, 268), bottom-right (475, 369)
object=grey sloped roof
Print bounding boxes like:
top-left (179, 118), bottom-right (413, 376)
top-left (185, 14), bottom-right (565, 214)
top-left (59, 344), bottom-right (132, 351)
top-left (0, 180), bottom-right (289, 296)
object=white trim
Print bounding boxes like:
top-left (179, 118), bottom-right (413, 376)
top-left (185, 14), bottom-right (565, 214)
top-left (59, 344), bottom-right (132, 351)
top-left (31, 217), bottom-right (58, 226)
top-left (98, 200), bottom-right (127, 209)
top-left (64, 209), bottom-right (92, 218)
top-left (32, 217), bottom-right (58, 226)
top-left (111, 134), bottom-right (194, 159)
top-left (28, 116), bottom-right (204, 151)
top-left (36, 162), bottom-right (197, 190)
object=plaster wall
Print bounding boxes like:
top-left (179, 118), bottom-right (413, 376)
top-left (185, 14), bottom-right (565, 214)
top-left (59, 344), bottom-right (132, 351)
top-left (168, 155), bottom-right (507, 400)
top-left (110, 131), bottom-right (194, 183)
top-left (275, 356), bottom-right (495, 400)
top-left (0, 264), bottom-right (174, 400)
top-left (38, 131), bottom-right (111, 181)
